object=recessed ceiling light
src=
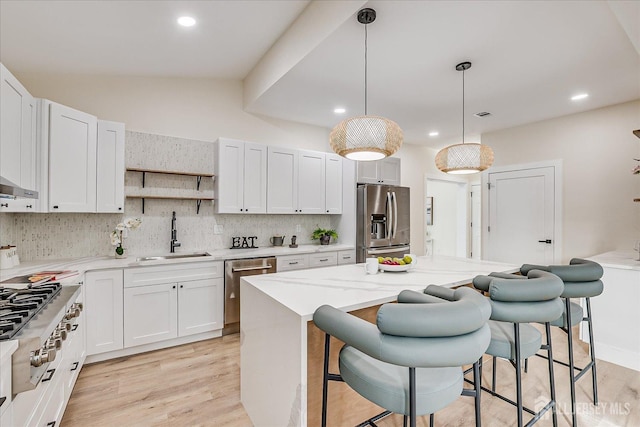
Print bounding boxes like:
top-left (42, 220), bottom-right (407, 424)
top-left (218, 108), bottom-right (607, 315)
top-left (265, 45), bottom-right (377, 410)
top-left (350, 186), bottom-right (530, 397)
top-left (428, 131), bottom-right (439, 137)
top-left (571, 93), bottom-right (589, 101)
top-left (177, 16), bottom-right (196, 27)
top-left (334, 108), bottom-right (346, 114)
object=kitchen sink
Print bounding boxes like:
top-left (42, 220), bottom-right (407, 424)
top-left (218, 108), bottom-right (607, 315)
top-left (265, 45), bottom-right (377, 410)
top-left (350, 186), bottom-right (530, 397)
top-left (136, 252), bottom-right (211, 262)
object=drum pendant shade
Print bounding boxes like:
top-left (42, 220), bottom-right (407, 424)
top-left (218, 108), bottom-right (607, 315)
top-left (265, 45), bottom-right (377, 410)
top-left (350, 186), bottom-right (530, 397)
top-left (436, 62), bottom-right (493, 174)
top-left (330, 8), bottom-right (403, 161)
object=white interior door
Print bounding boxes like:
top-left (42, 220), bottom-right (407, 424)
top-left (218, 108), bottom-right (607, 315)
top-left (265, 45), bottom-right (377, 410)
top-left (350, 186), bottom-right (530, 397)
top-left (486, 166), bottom-right (556, 265)
top-left (425, 177), bottom-right (468, 257)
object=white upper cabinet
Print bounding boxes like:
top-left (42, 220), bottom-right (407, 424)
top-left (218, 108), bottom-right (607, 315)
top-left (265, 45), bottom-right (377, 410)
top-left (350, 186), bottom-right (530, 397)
top-left (357, 157), bottom-right (401, 186)
top-left (243, 142), bottom-right (268, 213)
top-left (297, 150), bottom-right (325, 214)
top-left (48, 102), bottom-right (98, 212)
top-left (267, 146), bottom-right (298, 213)
top-left (96, 120), bottom-right (125, 213)
top-left (325, 153), bottom-right (343, 214)
top-left (0, 63), bottom-right (38, 213)
top-left (214, 138), bottom-right (267, 213)
top-left (0, 63), bottom-right (29, 187)
top-left (216, 140), bottom-right (342, 215)
top-left (0, 90), bottom-right (38, 213)
top-left (37, 99), bottom-right (125, 213)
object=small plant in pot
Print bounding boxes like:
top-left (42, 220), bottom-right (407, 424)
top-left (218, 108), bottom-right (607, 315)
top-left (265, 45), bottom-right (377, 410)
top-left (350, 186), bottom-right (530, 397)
top-left (311, 228), bottom-right (338, 245)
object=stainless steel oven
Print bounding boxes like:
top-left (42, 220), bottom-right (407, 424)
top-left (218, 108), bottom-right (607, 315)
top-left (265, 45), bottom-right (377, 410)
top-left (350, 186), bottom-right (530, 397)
top-left (0, 283), bottom-right (82, 395)
top-left (223, 257), bottom-right (276, 334)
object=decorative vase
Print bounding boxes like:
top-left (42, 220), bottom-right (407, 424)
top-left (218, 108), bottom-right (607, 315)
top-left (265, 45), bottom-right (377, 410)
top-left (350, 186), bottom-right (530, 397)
top-left (320, 235), bottom-right (330, 245)
top-left (115, 247), bottom-right (126, 259)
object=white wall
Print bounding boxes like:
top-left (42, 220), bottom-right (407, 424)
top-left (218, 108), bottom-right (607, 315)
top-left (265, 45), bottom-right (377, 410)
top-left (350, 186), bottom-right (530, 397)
top-left (14, 72), bottom-right (330, 151)
top-left (396, 144), bottom-right (439, 256)
top-left (482, 100), bottom-right (640, 261)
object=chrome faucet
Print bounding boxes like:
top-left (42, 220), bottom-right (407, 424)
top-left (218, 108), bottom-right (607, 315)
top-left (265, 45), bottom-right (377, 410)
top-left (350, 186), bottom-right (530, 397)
top-left (170, 211), bottom-right (181, 253)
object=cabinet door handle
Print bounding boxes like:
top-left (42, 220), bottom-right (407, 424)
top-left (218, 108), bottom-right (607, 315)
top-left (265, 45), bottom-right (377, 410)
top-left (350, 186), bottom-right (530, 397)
top-left (319, 258), bottom-right (329, 262)
top-left (180, 285), bottom-right (183, 288)
top-left (118, 207), bottom-right (122, 210)
top-left (26, 204), bottom-right (32, 208)
top-left (0, 396), bottom-right (6, 407)
top-left (70, 361), bottom-right (79, 371)
top-left (42, 368), bottom-right (56, 382)
top-left (0, 203), bottom-right (8, 208)
top-left (172, 285), bottom-right (176, 289)
top-left (289, 261), bottom-right (298, 265)
top-left (46, 422), bottom-right (56, 427)
top-left (53, 205), bottom-right (59, 209)
top-left (538, 239), bottom-right (552, 244)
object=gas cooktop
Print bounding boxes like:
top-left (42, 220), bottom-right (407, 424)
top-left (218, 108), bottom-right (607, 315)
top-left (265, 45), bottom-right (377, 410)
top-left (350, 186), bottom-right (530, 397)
top-left (0, 282), bottom-right (62, 340)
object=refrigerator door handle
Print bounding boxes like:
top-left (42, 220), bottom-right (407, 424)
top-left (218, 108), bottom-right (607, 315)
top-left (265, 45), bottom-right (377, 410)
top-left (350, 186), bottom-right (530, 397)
top-left (392, 191), bottom-right (398, 239)
top-left (386, 192), bottom-right (392, 239)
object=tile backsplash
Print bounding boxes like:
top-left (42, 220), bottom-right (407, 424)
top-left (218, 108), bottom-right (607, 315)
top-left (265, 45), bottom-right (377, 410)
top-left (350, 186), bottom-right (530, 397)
top-left (1, 131), bottom-right (333, 261)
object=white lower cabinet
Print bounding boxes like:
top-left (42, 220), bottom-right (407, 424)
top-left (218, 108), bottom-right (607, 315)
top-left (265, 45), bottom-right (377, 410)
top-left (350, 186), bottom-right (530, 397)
top-left (124, 283), bottom-right (178, 347)
top-left (309, 252), bottom-right (337, 268)
top-left (85, 269), bottom-right (124, 355)
top-left (277, 249), bottom-right (355, 272)
top-left (277, 254), bottom-right (309, 272)
top-left (337, 250), bottom-right (357, 265)
top-left (178, 278), bottom-right (224, 336)
top-left (123, 262), bottom-right (224, 348)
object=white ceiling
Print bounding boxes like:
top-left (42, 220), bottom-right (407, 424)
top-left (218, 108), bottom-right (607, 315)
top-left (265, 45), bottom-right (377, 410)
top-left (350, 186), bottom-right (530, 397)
top-left (1, 0), bottom-right (638, 149)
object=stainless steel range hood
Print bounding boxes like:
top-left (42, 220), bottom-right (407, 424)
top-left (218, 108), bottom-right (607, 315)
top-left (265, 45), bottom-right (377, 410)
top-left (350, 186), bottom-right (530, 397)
top-left (0, 176), bottom-right (38, 199)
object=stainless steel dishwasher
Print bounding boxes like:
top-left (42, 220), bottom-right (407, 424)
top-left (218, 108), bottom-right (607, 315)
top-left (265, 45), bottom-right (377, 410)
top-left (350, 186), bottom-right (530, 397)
top-left (224, 257), bottom-right (276, 334)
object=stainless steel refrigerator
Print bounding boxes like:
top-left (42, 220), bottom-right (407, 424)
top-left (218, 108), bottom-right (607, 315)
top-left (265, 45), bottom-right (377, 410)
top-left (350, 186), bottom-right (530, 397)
top-left (356, 184), bottom-right (410, 263)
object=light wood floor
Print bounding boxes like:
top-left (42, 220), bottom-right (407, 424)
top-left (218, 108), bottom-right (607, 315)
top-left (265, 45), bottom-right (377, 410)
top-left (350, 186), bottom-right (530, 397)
top-left (62, 329), bottom-right (640, 427)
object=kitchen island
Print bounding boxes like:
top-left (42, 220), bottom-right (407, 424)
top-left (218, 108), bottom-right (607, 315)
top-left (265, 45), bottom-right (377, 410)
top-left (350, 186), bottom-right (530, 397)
top-left (585, 251), bottom-right (640, 371)
top-left (240, 255), bottom-right (518, 427)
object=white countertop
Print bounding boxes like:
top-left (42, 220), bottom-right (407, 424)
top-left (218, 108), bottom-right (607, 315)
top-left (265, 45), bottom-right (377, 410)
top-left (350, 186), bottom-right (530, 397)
top-left (0, 244), bottom-right (355, 282)
top-left (241, 255), bottom-right (519, 321)
top-left (0, 340), bottom-right (18, 361)
top-left (587, 250), bottom-right (640, 271)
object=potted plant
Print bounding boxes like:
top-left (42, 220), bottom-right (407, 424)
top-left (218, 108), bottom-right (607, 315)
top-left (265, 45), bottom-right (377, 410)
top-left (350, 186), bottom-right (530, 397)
top-left (311, 228), bottom-right (338, 245)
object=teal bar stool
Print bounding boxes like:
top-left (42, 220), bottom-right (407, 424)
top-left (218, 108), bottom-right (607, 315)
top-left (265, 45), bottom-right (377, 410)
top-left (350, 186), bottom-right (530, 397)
top-left (473, 269), bottom-right (564, 427)
top-left (313, 286), bottom-right (491, 427)
top-left (520, 258), bottom-right (604, 427)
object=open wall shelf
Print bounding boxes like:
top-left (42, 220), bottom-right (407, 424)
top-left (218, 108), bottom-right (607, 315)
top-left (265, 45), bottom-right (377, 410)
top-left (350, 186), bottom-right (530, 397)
top-left (126, 168), bottom-right (215, 214)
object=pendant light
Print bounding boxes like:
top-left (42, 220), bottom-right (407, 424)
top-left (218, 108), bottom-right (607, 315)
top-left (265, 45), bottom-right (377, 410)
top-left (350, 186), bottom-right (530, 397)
top-left (330, 8), bottom-right (403, 161)
top-left (435, 62), bottom-right (494, 174)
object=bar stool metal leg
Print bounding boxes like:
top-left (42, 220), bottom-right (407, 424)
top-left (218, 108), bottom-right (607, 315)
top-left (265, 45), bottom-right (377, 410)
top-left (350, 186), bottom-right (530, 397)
top-left (545, 322), bottom-right (558, 427)
top-left (585, 297), bottom-right (598, 405)
top-left (565, 298), bottom-right (578, 427)
top-left (514, 323), bottom-right (523, 427)
top-left (409, 367), bottom-right (416, 427)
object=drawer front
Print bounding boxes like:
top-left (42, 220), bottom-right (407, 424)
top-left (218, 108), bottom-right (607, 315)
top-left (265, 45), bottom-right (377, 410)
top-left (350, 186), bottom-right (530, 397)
top-left (337, 250), bottom-right (357, 265)
top-left (309, 252), bottom-right (338, 268)
top-left (276, 255), bottom-right (309, 272)
top-left (125, 261), bottom-right (223, 287)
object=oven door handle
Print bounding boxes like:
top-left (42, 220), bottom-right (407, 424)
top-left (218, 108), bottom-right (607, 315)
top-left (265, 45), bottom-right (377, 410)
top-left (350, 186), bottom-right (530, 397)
top-left (231, 265), bottom-right (273, 273)
top-left (0, 396), bottom-right (6, 408)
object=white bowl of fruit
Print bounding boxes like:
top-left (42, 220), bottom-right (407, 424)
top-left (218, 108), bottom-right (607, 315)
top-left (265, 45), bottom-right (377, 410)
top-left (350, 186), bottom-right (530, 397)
top-left (377, 255), bottom-right (415, 272)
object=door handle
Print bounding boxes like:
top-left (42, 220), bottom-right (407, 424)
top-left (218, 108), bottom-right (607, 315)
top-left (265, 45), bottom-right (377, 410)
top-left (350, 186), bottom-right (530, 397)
top-left (538, 239), bottom-right (552, 244)
top-left (392, 191), bottom-right (398, 239)
top-left (232, 265), bottom-right (273, 272)
top-left (386, 192), bottom-right (392, 239)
